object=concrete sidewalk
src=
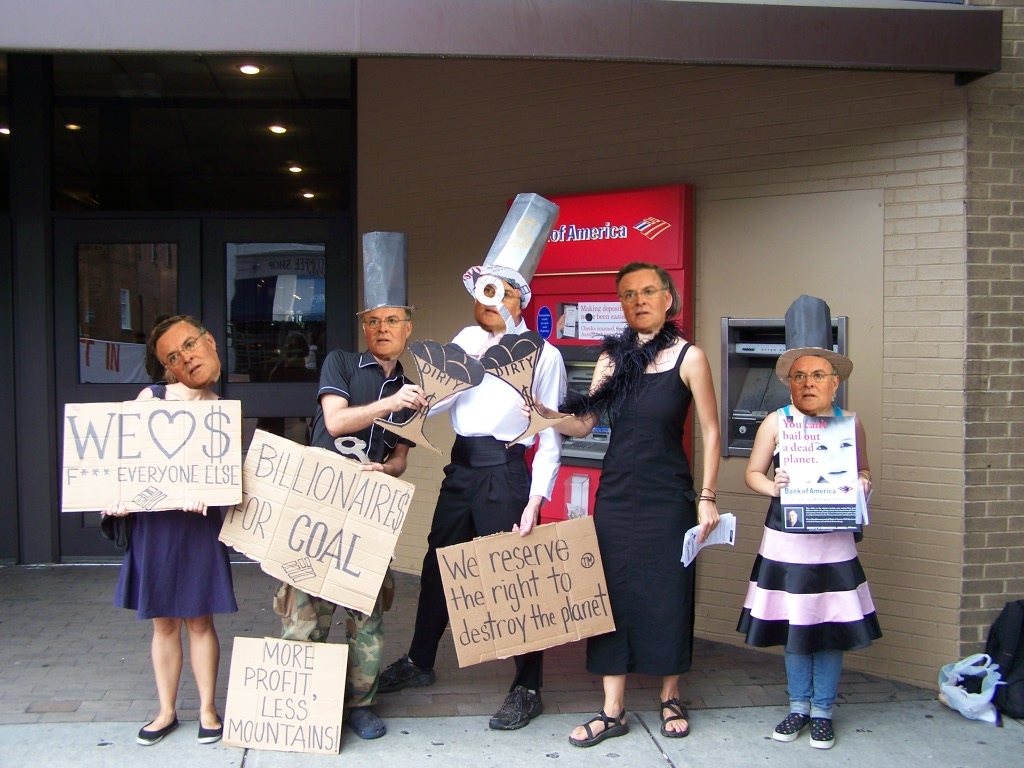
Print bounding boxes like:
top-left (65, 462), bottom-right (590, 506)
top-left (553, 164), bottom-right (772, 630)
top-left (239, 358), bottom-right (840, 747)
top-left (1, 563), bottom-right (1019, 766)
top-left (2, 701), bottom-right (1022, 767)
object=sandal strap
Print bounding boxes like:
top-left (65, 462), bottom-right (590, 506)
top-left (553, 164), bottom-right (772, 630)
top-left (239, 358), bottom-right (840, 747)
top-left (661, 698), bottom-right (688, 720)
top-left (581, 708), bottom-right (621, 738)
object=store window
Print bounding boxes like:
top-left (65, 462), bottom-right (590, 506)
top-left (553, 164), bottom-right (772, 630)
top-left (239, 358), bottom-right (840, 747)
top-left (226, 241), bottom-right (325, 384)
top-left (77, 243), bottom-right (177, 383)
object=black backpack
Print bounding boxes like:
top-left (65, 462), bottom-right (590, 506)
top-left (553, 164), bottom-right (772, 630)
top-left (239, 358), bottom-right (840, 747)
top-left (985, 599), bottom-right (1024, 718)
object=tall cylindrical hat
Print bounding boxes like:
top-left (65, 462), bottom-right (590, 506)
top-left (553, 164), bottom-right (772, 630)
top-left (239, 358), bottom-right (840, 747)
top-left (359, 231), bottom-right (412, 314)
top-left (775, 294), bottom-right (853, 382)
top-left (462, 193), bottom-right (559, 308)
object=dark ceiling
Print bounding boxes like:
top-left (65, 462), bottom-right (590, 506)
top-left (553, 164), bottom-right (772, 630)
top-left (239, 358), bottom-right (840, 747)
top-left (2, 54), bottom-right (356, 212)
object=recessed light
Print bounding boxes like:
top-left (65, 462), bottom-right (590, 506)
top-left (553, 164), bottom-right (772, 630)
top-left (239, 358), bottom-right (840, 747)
top-left (65, 124), bottom-right (82, 131)
top-left (302, 192), bottom-right (315, 199)
top-left (269, 125), bottom-right (287, 134)
top-left (0, 127), bottom-right (9, 135)
top-left (288, 166), bottom-right (303, 173)
top-left (239, 64), bottom-right (261, 75)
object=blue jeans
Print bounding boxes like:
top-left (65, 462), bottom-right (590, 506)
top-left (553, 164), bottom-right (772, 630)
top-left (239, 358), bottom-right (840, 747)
top-left (784, 650), bottom-right (843, 719)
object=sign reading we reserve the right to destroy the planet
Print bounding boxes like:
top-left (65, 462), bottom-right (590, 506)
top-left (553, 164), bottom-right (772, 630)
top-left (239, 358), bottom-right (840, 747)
top-left (437, 516), bottom-right (615, 667)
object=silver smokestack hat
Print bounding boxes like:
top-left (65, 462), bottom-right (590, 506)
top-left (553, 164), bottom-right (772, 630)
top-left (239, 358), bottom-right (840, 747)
top-left (462, 193), bottom-right (559, 308)
top-left (774, 294), bottom-right (853, 382)
top-left (359, 231), bottom-right (412, 314)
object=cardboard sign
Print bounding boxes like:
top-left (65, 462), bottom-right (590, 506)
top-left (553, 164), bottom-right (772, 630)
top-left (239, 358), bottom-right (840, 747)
top-left (437, 516), bottom-right (615, 667)
top-left (479, 331), bottom-right (569, 447)
top-left (219, 430), bottom-right (415, 614)
top-left (61, 400), bottom-right (242, 512)
top-left (224, 637), bottom-right (346, 754)
top-left (780, 413), bottom-right (861, 532)
top-left (372, 339), bottom-right (486, 455)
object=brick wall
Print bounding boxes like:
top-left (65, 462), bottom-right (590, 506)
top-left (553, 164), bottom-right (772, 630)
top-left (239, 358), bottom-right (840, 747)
top-left (360, 59), bottom-right (972, 686)
top-left (962, 0), bottom-right (1024, 653)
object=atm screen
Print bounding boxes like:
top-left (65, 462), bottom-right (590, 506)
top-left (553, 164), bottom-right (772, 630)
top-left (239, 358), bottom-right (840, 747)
top-left (561, 362), bottom-right (611, 462)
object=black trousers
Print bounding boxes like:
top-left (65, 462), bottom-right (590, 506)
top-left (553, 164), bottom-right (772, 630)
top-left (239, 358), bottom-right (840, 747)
top-left (408, 437), bottom-right (543, 692)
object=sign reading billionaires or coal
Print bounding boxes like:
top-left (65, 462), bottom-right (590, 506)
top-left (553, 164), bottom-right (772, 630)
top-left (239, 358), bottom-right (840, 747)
top-left (224, 636), bottom-right (346, 755)
top-left (219, 430), bottom-right (414, 615)
top-left (437, 516), bottom-right (615, 667)
top-left (61, 400), bottom-right (242, 512)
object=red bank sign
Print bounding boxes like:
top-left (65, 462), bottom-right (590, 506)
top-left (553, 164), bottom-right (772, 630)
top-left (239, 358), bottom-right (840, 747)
top-left (539, 184), bottom-right (694, 274)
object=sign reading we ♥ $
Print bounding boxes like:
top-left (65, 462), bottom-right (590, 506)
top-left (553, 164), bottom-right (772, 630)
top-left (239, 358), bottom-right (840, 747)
top-left (61, 399), bottom-right (242, 513)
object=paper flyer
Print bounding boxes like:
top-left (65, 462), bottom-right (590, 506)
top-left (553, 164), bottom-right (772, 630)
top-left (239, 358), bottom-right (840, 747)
top-left (681, 512), bottom-right (737, 567)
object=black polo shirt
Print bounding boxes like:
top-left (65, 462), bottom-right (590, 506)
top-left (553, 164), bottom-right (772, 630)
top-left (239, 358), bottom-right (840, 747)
top-left (309, 349), bottom-right (415, 464)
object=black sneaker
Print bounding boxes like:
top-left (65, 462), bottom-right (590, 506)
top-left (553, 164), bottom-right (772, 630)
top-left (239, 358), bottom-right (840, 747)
top-left (809, 717), bottom-right (835, 749)
top-left (772, 712), bottom-right (810, 742)
top-left (378, 654), bottom-right (436, 693)
top-left (488, 686), bottom-right (543, 730)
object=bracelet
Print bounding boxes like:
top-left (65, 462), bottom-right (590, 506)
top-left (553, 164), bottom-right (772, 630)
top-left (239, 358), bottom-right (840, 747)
top-left (858, 470), bottom-right (871, 479)
top-left (698, 495), bottom-right (718, 503)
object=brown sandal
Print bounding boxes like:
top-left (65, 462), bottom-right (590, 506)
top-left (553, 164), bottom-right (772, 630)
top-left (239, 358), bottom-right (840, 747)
top-left (660, 697), bottom-right (690, 738)
top-left (569, 708), bottom-right (629, 748)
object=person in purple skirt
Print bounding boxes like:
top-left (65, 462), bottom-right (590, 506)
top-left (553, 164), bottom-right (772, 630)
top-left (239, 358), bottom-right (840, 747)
top-left (103, 315), bottom-right (238, 747)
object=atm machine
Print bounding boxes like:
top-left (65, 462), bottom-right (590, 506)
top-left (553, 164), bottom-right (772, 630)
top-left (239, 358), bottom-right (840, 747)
top-left (524, 184), bottom-right (695, 524)
top-left (720, 316), bottom-right (847, 457)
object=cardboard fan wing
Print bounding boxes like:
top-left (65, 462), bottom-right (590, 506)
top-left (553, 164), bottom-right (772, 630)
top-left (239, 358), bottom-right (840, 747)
top-left (372, 340), bottom-right (486, 454)
top-left (480, 331), bottom-right (568, 447)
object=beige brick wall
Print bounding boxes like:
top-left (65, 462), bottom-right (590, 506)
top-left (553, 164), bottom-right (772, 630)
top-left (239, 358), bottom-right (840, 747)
top-left (359, 59), bottom-right (973, 687)
top-left (962, 0), bottom-right (1024, 653)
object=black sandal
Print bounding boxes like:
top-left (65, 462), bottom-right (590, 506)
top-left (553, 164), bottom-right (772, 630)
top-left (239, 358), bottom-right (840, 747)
top-left (660, 697), bottom-right (690, 738)
top-left (568, 708), bottom-right (629, 748)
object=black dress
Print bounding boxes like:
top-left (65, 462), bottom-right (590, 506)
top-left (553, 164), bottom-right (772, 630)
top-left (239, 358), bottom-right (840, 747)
top-left (587, 343), bottom-right (698, 676)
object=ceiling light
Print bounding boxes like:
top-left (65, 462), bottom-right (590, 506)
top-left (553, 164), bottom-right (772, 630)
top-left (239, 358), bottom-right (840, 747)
top-left (65, 124), bottom-right (82, 131)
top-left (238, 64), bottom-right (261, 75)
top-left (302, 192), bottom-right (315, 199)
top-left (288, 166), bottom-right (303, 173)
top-left (0, 127), bottom-right (9, 135)
top-left (269, 125), bottom-right (287, 134)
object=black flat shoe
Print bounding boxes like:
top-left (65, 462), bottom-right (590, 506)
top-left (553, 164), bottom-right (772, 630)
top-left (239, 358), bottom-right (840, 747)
top-left (198, 720), bottom-right (223, 744)
top-left (137, 716), bottom-right (178, 746)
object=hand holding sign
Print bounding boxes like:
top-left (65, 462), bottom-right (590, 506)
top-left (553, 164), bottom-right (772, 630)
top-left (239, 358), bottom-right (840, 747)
top-left (480, 331), bottom-right (568, 447)
top-left (372, 340), bottom-right (486, 454)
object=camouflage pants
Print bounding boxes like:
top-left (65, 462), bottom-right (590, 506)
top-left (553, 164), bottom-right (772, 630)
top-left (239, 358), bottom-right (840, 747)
top-left (274, 569), bottom-right (394, 710)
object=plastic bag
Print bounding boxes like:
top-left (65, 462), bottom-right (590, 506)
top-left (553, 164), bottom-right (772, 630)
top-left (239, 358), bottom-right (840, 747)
top-left (938, 653), bottom-right (1003, 725)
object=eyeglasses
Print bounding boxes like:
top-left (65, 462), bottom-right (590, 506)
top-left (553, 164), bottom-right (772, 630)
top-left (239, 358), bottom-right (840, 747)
top-left (363, 316), bottom-right (408, 330)
top-left (788, 371), bottom-right (837, 384)
top-left (163, 333), bottom-right (207, 368)
top-left (619, 286), bottom-right (666, 304)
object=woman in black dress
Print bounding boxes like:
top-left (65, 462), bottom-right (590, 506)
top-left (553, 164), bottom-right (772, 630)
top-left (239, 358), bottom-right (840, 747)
top-left (539, 262), bottom-right (721, 747)
top-left (104, 315), bottom-right (238, 747)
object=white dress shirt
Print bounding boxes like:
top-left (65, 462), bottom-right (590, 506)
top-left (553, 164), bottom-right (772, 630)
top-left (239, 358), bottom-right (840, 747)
top-left (430, 319), bottom-right (567, 501)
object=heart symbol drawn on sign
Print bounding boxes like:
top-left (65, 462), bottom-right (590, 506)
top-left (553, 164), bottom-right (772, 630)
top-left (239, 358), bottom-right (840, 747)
top-left (149, 409), bottom-right (197, 460)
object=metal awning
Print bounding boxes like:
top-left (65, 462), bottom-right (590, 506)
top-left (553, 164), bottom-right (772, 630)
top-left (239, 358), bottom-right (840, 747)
top-left (0, 0), bottom-right (1003, 82)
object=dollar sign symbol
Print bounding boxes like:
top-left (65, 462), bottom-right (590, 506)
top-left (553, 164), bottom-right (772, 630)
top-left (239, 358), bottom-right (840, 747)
top-left (203, 405), bottom-right (231, 460)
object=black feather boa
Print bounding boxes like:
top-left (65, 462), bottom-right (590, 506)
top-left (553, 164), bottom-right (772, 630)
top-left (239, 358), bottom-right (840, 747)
top-left (562, 322), bottom-right (682, 423)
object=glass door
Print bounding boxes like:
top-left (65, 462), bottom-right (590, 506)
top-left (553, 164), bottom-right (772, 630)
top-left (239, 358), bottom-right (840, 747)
top-left (54, 218), bottom-right (202, 557)
top-left (201, 217), bottom-right (355, 433)
top-left (54, 215), bottom-right (353, 559)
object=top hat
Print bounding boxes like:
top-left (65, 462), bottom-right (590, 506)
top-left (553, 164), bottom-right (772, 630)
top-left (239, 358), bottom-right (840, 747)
top-left (775, 294), bottom-right (853, 382)
top-left (359, 231), bottom-right (412, 315)
top-left (462, 193), bottom-right (559, 308)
